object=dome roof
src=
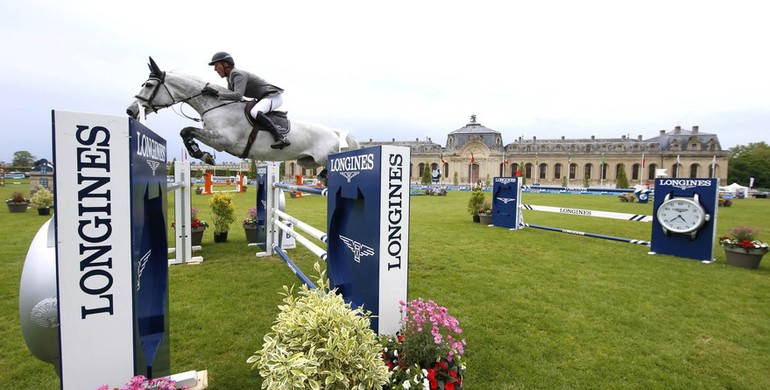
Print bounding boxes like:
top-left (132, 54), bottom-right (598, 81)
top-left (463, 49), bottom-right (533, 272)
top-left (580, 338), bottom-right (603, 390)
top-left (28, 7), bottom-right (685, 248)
top-left (449, 115), bottom-right (501, 135)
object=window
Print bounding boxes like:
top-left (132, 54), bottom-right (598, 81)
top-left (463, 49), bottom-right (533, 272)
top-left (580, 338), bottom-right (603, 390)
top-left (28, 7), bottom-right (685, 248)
top-left (632, 163), bottom-right (640, 180)
top-left (539, 163), bottom-right (547, 180)
top-left (584, 164), bottom-right (593, 180)
top-left (689, 164), bottom-right (699, 178)
top-left (554, 163), bottom-right (562, 179)
top-left (569, 163), bottom-right (576, 180)
top-left (648, 163), bottom-right (657, 181)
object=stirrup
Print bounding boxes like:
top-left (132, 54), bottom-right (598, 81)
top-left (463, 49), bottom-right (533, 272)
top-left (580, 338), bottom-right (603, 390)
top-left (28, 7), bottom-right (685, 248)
top-left (270, 137), bottom-right (291, 150)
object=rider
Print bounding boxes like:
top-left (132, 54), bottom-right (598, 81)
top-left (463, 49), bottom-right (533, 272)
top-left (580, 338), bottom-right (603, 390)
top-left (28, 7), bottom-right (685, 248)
top-left (202, 52), bottom-right (290, 149)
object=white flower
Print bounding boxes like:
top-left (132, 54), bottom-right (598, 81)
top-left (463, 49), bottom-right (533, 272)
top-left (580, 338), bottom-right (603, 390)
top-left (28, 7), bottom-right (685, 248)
top-left (402, 380), bottom-right (411, 389)
top-left (394, 349), bottom-right (398, 357)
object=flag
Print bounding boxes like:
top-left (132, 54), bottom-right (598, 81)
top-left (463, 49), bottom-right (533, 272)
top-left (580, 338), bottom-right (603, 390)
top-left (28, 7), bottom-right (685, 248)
top-left (470, 152), bottom-right (476, 163)
top-left (440, 152), bottom-right (446, 164)
top-left (676, 154), bottom-right (680, 164)
top-left (641, 153), bottom-right (646, 168)
top-left (503, 150), bottom-right (509, 165)
top-left (516, 161), bottom-right (523, 177)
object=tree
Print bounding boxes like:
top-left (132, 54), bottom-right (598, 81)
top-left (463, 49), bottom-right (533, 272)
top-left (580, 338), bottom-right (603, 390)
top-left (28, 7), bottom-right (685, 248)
top-left (728, 142), bottom-right (770, 188)
top-left (616, 163), bottom-right (629, 189)
top-left (421, 165), bottom-right (431, 185)
top-left (13, 151), bottom-right (35, 167)
top-left (250, 159), bottom-right (257, 180)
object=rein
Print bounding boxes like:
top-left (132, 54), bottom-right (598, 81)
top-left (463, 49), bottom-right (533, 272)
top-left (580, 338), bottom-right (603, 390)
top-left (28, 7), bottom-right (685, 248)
top-left (136, 76), bottom-right (236, 122)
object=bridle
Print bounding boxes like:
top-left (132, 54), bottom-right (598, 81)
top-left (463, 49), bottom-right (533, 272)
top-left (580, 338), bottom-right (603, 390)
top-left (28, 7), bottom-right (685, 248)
top-left (134, 72), bottom-right (235, 121)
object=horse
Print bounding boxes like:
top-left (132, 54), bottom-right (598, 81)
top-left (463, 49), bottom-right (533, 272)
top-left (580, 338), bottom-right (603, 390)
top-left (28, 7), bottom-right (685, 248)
top-left (126, 57), bottom-right (358, 171)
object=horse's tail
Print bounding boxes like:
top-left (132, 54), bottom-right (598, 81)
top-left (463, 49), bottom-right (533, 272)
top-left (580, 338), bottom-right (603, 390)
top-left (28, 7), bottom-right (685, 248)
top-left (332, 128), bottom-right (359, 151)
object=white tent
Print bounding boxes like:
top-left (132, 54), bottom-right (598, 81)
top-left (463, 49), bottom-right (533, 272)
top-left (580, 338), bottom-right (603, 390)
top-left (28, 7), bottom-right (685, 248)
top-left (720, 182), bottom-right (749, 198)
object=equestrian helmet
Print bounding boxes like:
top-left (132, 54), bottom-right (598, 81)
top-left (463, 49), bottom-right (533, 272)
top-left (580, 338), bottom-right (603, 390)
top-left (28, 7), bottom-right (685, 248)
top-left (208, 52), bottom-right (234, 66)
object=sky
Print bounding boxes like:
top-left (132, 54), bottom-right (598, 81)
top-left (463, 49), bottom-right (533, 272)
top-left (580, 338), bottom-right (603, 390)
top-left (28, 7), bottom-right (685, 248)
top-left (1, 0), bottom-right (768, 164)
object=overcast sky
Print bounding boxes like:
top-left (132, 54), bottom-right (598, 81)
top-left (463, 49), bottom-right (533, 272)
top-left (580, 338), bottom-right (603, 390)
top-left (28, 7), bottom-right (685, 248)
top-left (1, 0), bottom-right (768, 164)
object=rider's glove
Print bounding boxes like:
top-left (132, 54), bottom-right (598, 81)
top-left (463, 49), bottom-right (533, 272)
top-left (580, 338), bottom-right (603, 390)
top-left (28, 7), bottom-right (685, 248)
top-left (201, 86), bottom-right (219, 97)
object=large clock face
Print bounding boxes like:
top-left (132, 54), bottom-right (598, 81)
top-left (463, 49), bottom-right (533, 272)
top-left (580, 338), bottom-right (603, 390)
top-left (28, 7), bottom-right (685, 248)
top-left (656, 198), bottom-right (706, 234)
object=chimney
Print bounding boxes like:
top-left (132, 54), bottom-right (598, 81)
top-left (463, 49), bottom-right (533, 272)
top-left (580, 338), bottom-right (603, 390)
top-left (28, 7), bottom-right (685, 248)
top-left (561, 136), bottom-right (565, 140)
top-left (692, 126), bottom-right (699, 134)
top-left (392, 138), bottom-right (395, 142)
top-left (591, 135), bottom-right (595, 140)
top-left (638, 135), bottom-right (642, 140)
top-left (416, 138), bottom-right (419, 142)
top-left (533, 136), bottom-right (537, 142)
top-left (622, 135), bottom-right (627, 140)
top-left (660, 130), bottom-right (666, 136)
top-left (674, 126), bottom-right (681, 134)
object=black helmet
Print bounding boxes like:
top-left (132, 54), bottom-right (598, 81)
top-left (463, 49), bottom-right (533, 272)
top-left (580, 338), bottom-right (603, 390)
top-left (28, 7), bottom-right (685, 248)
top-left (208, 52), bottom-right (234, 66)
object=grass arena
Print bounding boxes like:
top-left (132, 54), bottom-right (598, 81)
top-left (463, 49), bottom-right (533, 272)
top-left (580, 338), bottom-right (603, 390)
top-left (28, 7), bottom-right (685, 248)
top-left (3, 182), bottom-right (770, 389)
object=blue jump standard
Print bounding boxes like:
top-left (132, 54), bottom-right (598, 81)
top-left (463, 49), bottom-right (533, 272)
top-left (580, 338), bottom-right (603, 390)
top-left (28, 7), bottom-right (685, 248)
top-left (522, 223), bottom-right (652, 246)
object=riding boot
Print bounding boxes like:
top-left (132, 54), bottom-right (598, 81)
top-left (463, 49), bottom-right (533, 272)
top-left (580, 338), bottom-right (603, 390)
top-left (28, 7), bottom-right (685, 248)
top-left (255, 112), bottom-right (291, 149)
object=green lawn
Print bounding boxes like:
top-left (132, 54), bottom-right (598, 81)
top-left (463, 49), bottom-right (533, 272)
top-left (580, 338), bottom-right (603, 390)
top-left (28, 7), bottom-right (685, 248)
top-left (2, 182), bottom-right (770, 389)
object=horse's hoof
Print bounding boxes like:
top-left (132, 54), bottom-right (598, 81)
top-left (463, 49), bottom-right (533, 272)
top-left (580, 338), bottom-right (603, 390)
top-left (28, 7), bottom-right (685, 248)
top-left (202, 153), bottom-right (215, 165)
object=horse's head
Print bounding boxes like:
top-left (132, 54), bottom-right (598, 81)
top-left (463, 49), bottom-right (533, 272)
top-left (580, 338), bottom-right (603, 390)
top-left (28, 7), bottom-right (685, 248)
top-left (126, 57), bottom-right (174, 119)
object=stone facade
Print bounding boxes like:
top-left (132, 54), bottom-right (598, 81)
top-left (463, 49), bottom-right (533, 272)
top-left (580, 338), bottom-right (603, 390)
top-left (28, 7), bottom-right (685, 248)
top-left (359, 116), bottom-right (730, 187)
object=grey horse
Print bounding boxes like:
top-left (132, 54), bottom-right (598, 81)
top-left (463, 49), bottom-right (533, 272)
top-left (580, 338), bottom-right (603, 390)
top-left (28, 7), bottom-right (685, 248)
top-left (126, 58), bottom-right (357, 171)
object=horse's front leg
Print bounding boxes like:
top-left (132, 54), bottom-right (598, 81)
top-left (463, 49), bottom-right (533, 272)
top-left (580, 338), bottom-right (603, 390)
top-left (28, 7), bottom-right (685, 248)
top-left (180, 126), bottom-right (216, 165)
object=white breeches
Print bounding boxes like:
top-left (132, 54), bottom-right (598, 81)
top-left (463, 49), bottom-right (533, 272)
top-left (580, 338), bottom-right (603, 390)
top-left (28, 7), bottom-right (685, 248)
top-left (250, 93), bottom-right (283, 117)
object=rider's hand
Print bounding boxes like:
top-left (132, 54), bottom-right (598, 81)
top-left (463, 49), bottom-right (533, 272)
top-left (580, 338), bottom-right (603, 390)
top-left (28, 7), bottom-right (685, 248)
top-left (201, 86), bottom-right (219, 97)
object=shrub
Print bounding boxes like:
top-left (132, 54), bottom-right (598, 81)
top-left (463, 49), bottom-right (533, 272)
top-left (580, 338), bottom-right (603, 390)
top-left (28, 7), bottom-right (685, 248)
top-left (30, 188), bottom-right (54, 209)
top-left (208, 192), bottom-right (235, 234)
top-left (248, 263), bottom-right (389, 389)
top-left (466, 186), bottom-right (485, 216)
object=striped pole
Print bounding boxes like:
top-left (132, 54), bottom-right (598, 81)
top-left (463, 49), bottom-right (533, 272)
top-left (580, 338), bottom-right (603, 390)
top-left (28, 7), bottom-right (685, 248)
top-left (522, 223), bottom-right (651, 246)
top-left (522, 204), bottom-right (652, 222)
top-left (273, 246), bottom-right (317, 289)
top-left (272, 218), bottom-right (328, 261)
top-left (274, 183), bottom-right (328, 197)
top-left (274, 209), bottom-right (328, 244)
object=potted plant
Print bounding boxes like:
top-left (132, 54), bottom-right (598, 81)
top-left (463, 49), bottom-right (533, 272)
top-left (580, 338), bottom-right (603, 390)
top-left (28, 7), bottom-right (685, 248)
top-left (171, 207), bottom-right (208, 246)
top-left (243, 207), bottom-right (258, 244)
top-left (30, 187), bottom-right (54, 215)
top-left (380, 298), bottom-right (466, 390)
top-left (478, 201), bottom-right (492, 225)
top-left (467, 185), bottom-right (485, 223)
top-left (248, 263), bottom-right (389, 389)
top-left (719, 226), bottom-right (769, 269)
top-left (209, 192), bottom-right (235, 242)
top-left (6, 190), bottom-right (30, 213)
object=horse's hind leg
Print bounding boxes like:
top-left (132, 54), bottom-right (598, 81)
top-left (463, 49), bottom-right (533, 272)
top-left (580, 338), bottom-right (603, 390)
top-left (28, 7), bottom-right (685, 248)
top-left (180, 126), bottom-right (215, 165)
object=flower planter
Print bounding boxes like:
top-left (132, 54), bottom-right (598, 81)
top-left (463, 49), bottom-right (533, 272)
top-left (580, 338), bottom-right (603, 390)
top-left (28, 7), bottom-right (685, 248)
top-left (213, 231), bottom-right (228, 243)
top-left (472, 214), bottom-right (480, 223)
top-left (479, 214), bottom-right (492, 225)
top-left (191, 226), bottom-right (206, 246)
top-left (244, 223), bottom-right (258, 244)
top-left (724, 246), bottom-right (767, 269)
top-left (37, 208), bottom-right (51, 216)
top-left (7, 202), bottom-right (30, 213)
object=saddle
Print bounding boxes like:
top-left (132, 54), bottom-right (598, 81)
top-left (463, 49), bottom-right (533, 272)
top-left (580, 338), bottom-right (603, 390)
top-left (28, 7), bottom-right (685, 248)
top-left (242, 100), bottom-right (292, 157)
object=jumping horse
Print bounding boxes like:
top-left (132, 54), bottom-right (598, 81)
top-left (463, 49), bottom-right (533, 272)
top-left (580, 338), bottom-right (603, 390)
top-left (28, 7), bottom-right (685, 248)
top-left (126, 57), bottom-right (358, 170)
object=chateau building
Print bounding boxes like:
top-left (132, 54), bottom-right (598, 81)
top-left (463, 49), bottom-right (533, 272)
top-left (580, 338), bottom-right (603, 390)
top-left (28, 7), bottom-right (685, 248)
top-left (357, 115), bottom-right (729, 187)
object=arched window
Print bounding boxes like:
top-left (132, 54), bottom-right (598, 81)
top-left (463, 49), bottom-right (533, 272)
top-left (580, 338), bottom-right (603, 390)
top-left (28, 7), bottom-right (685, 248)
top-left (584, 164), bottom-right (593, 180)
top-left (554, 163), bottom-right (562, 179)
top-left (647, 163), bottom-right (657, 181)
top-left (539, 163), bottom-right (547, 180)
top-left (569, 163), bottom-right (577, 180)
top-left (525, 163), bottom-right (533, 179)
top-left (631, 163), bottom-right (640, 181)
top-left (689, 164), bottom-right (699, 178)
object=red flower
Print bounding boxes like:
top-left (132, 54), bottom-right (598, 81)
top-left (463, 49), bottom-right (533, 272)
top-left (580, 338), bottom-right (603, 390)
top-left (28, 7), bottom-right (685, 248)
top-left (427, 368), bottom-right (438, 389)
top-left (449, 369), bottom-right (462, 384)
top-left (445, 382), bottom-right (455, 390)
top-left (739, 239), bottom-right (754, 249)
